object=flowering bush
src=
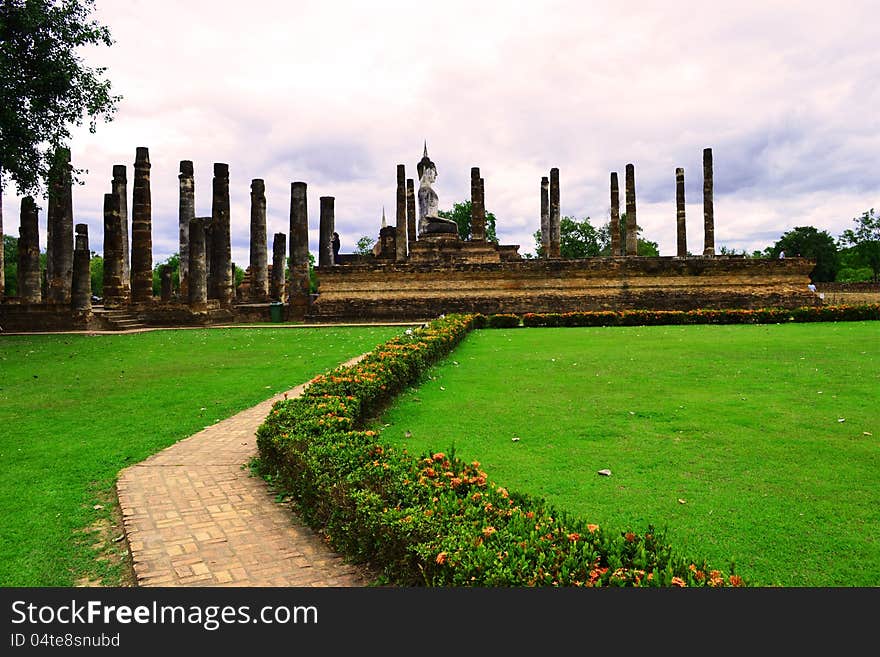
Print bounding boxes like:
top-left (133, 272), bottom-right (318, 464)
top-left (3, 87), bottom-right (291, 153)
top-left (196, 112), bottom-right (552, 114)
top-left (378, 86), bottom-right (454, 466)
top-left (256, 313), bottom-right (745, 587)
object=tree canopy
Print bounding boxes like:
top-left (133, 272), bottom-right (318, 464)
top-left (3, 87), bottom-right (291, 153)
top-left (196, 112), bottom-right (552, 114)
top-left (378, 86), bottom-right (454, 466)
top-left (837, 209), bottom-right (879, 282)
top-left (770, 226), bottom-right (840, 282)
top-left (533, 214), bottom-right (659, 258)
top-left (437, 200), bottom-right (498, 243)
top-left (0, 0), bottom-right (120, 196)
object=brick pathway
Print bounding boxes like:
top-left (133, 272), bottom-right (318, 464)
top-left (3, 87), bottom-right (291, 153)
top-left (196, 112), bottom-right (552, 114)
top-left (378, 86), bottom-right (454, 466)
top-left (116, 355), bottom-right (375, 587)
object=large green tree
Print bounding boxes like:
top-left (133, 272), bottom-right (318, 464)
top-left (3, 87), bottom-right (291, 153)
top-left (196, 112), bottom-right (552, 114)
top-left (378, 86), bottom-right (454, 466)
top-left (437, 200), bottom-right (498, 243)
top-left (769, 226), bottom-right (840, 282)
top-left (837, 209), bottom-right (880, 282)
top-left (533, 214), bottom-right (659, 258)
top-left (1, 0), bottom-right (120, 196)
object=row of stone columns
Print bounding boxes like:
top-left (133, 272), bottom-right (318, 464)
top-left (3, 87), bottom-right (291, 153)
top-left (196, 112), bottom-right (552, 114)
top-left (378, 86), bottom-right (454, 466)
top-left (670, 147), bottom-right (715, 257)
top-left (607, 148), bottom-right (715, 258)
top-left (539, 169), bottom-right (561, 257)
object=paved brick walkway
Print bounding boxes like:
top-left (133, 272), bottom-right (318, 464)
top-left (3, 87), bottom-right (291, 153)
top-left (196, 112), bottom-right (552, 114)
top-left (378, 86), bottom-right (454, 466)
top-left (116, 355), bottom-right (375, 587)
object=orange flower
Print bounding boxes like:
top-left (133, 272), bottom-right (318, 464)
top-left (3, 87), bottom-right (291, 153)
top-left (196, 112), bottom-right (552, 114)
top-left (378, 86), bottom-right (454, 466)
top-left (435, 552), bottom-right (448, 565)
top-left (729, 575), bottom-right (744, 587)
top-left (568, 533), bottom-right (580, 542)
top-left (482, 526), bottom-right (497, 537)
top-left (671, 577), bottom-right (686, 587)
top-left (432, 452), bottom-right (445, 462)
top-left (624, 532), bottom-right (636, 543)
top-left (587, 524), bottom-right (599, 533)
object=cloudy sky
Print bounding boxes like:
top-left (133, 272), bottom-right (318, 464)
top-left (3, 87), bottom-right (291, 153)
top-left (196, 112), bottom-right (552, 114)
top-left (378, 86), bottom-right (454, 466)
top-left (4, 0), bottom-right (878, 264)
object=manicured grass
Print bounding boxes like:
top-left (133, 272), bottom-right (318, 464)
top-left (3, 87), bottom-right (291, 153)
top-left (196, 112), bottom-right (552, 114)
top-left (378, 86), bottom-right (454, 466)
top-left (377, 322), bottom-right (880, 586)
top-left (0, 325), bottom-right (403, 586)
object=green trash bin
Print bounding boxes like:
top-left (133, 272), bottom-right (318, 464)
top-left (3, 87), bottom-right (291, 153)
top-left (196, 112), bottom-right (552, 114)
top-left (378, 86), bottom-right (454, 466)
top-left (269, 302), bottom-right (284, 323)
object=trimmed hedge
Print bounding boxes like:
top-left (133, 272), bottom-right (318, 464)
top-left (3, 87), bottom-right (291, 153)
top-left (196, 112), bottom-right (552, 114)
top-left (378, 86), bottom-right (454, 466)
top-left (520, 304), bottom-right (880, 327)
top-left (256, 314), bottom-right (744, 587)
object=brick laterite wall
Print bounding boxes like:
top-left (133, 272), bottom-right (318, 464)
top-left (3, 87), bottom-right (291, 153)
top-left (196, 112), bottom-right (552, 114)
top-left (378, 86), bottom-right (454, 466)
top-left (307, 256), bottom-right (819, 322)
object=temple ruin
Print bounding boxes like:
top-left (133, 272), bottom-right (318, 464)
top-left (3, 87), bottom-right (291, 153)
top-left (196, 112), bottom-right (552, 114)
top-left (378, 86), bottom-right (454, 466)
top-left (0, 143), bottom-right (819, 331)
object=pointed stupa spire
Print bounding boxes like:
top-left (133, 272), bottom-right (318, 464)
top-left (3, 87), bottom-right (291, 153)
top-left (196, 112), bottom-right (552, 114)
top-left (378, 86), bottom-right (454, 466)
top-left (417, 141), bottom-right (435, 179)
top-left (381, 206), bottom-right (387, 228)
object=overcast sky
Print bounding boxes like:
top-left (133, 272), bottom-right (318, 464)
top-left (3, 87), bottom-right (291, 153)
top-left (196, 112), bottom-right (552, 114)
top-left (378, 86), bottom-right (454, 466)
top-left (3, 0), bottom-right (878, 264)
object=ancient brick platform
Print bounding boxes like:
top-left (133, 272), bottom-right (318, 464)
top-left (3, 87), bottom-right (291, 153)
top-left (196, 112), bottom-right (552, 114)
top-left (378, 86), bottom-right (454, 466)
top-left (307, 256), bottom-right (818, 322)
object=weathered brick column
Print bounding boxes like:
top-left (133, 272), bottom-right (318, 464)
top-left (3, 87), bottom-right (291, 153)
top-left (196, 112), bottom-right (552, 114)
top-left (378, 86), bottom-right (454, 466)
top-left (160, 265), bottom-right (172, 302)
top-left (0, 180), bottom-right (4, 299)
top-left (17, 196), bottom-right (41, 303)
top-left (319, 196), bottom-right (335, 267)
top-left (396, 165), bottom-right (407, 260)
top-left (471, 167), bottom-right (486, 241)
top-left (540, 176), bottom-right (549, 258)
top-left (288, 182), bottom-right (310, 310)
top-left (406, 178), bottom-right (416, 248)
top-left (210, 163), bottom-right (233, 304)
top-left (703, 147), bottom-right (715, 256)
top-left (47, 148), bottom-right (73, 303)
top-left (111, 165), bottom-right (130, 295)
top-left (271, 232), bottom-right (287, 301)
top-left (178, 160), bottom-right (194, 298)
top-left (187, 217), bottom-right (208, 310)
top-left (72, 223), bottom-right (91, 310)
top-left (625, 163), bottom-right (638, 256)
top-left (249, 178), bottom-right (268, 302)
top-left (204, 219), bottom-right (213, 290)
top-left (676, 167), bottom-right (687, 257)
top-left (549, 168), bottom-right (561, 257)
top-left (130, 147), bottom-right (153, 303)
top-left (610, 172), bottom-right (621, 257)
top-left (102, 192), bottom-right (127, 306)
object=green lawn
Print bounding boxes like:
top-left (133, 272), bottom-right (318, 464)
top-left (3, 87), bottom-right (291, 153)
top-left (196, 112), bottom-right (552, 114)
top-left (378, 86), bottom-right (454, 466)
top-left (376, 322), bottom-right (880, 586)
top-left (0, 325), bottom-right (402, 586)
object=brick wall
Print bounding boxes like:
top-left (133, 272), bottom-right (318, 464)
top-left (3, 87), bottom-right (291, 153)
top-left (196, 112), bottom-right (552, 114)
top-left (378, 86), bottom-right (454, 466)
top-left (307, 256), bottom-right (818, 322)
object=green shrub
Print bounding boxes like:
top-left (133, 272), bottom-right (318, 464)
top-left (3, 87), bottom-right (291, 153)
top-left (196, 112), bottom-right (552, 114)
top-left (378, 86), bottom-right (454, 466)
top-left (486, 313), bottom-right (521, 328)
top-left (520, 305), bottom-right (879, 328)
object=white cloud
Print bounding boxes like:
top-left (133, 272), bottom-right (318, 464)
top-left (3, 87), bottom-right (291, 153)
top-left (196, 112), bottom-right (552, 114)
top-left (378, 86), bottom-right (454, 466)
top-left (3, 0), bottom-right (877, 264)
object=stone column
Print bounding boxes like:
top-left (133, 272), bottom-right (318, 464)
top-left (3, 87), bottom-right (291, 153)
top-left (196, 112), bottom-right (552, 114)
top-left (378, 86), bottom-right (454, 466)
top-left (47, 148), bottom-right (73, 303)
top-left (395, 165), bottom-right (407, 260)
top-left (160, 265), bottom-right (172, 302)
top-left (288, 182), bottom-right (311, 305)
top-left (17, 196), bottom-right (41, 303)
top-left (406, 178), bottom-right (416, 248)
top-left (676, 167), bottom-right (687, 257)
top-left (178, 160), bottom-right (194, 297)
top-left (610, 172), bottom-right (621, 256)
top-left (210, 163), bottom-right (233, 304)
top-left (271, 232), bottom-right (287, 301)
top-left (111, 165), bottom-right (130, 295)
top-left (549, 168), bottom-right (561, 258)
top-left (703, 147), bottom-right (715, 256)
top-left (204, 219), bottom-right (213, 291)
top-left (0, 177), bottom-right (4, 299)
top-left (102, 192), bottom-right (127, 306)
top-left (319, 196), bottom-right (335, 267)
top-left (187, 217), bottom-right (208, 309)
top-left (540, 176), bottom-right (549, 258)
top-left (72, 224), bottom-right (91, 310)
top-left (130, 147), bottom-right (153, 303)
top-left (470, 167), bottom-right (486, 241)
top-left (625, 163), bottom-right (638, 256)
top-left (249, 178), bottom-right (268, 302)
